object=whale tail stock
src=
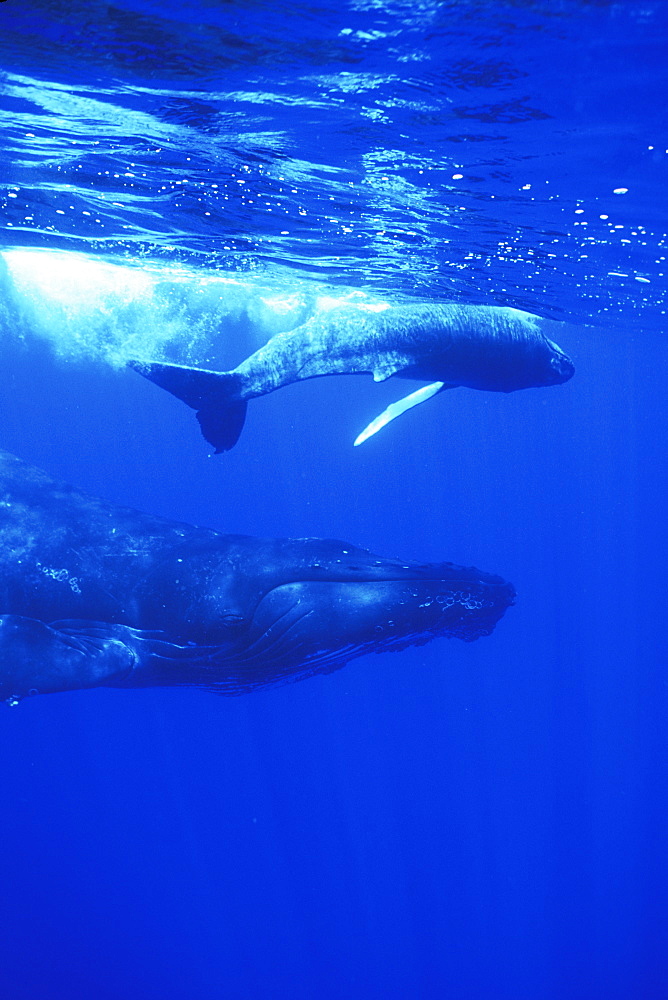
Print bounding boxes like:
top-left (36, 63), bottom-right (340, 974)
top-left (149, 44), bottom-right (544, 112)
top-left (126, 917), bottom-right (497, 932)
top-left (128, 361), bottom-right (247, 453)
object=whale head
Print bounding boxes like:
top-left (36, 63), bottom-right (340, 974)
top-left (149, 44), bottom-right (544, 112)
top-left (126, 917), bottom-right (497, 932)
top-left (142, 538), bottom-right (515, 692)
top-left (543, 338), bottom-right (576, 385)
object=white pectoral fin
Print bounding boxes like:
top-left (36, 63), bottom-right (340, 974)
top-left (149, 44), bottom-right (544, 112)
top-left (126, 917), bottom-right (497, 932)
top-left (353, 381), bottom-right (449, 446)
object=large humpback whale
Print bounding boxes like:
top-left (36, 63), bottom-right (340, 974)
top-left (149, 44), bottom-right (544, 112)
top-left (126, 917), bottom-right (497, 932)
top-left (0, 450), bottom-right (514, 702)
top-left (129, 302), bottom-right (574, 452)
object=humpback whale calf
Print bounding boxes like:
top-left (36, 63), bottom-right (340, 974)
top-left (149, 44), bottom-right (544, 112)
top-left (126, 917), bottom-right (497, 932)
top-left (129, 302), bottom-right (574, 452)
top-left (0, 450), bottom-right (514, 702)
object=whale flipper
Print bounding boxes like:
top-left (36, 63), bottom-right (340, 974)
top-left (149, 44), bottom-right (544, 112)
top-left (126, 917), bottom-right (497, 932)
top-left (354, 381), bottom-right (450, 446)
top-left (0, 616), bottom-right (138, 701)
top-left (128, 361), bottom-right (247, 453)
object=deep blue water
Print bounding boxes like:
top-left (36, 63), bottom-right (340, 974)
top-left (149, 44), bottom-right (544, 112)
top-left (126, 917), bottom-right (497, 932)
top-left (0, 1), bottom-right (667, 998)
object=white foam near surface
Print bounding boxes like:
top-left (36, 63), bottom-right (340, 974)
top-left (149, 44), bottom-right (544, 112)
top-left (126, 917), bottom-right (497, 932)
top-left (0, 248), bottom-right (391, 368)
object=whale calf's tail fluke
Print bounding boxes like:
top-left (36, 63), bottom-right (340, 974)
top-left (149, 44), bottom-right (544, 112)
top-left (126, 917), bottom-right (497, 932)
top-left (128, 361), bottom-right (247, 453)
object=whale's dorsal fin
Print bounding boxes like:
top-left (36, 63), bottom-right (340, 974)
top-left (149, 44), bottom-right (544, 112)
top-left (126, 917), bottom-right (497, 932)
top-left (354, 381), bottom-right (451, 446)
top-left (372, 359), bottom-right (408, 382)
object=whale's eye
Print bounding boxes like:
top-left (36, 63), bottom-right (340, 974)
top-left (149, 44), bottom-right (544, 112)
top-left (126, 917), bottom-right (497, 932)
top-left (219, 613), bottom-right (244, 626)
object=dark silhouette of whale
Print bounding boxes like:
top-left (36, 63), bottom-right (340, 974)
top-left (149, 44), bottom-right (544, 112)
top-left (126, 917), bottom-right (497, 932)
top-left (0, 450), bottom-right (514, 702)
top-left (129, 302), bottom-right (574, 452)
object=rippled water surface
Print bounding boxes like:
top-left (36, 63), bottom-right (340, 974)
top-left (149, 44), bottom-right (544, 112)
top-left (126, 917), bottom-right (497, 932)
top-left (1, 0), bottom-right (667, 326)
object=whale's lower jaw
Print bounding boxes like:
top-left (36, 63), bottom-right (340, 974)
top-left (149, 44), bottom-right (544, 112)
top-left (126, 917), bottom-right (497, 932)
top-left (123, 629), bottom-right (481, 696)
